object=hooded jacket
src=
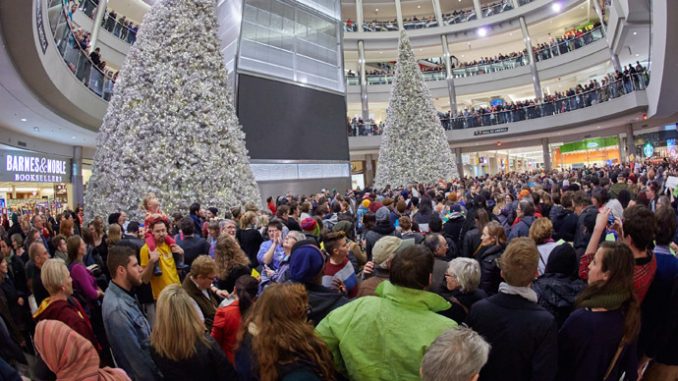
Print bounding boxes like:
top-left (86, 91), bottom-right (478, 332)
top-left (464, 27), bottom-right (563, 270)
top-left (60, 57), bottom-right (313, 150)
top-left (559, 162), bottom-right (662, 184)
top-left (305, 283), bottom-right (348, 326)
top-left (552, 208), bottom-right (578, 242)
top-left (475, 244), bottom-right (505, 295)
top-left (316, 281), bottom-right (456, 381)
top-left (532, 274), bottom-right (586, 327)
top-left (508, 215), bottom-right (535, 240)
top-left (33, 297), bottom-right (100, 352)
top-left (365, 222), bottom-right (396, 261)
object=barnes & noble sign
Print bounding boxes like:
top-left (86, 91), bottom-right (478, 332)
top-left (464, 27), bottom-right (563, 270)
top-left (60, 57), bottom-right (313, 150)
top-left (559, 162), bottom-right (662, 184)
top-left (0, 150), bottom-right (70, 183)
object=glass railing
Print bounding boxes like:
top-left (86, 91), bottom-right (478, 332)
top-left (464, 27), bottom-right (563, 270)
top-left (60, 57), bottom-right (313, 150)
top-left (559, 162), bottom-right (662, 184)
top-left (48, 1), bottom-right (116, 101)
top-left (533, 26), bottom-right (604, 62)
top-left (347, 73), bottom-right (649, 136)
top-left (345, 0), bottom-right (530, 32)
top-left (79, 0), bottom-right (138, 44)
top-left (347, 26), bottom-right (604, 86)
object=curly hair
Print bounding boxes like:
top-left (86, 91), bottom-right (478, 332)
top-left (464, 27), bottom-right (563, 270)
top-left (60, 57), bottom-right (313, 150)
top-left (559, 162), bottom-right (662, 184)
top-left (214, 234), bottom-right (250, 280)
top-left (237, 283), bottom-right (335, 381)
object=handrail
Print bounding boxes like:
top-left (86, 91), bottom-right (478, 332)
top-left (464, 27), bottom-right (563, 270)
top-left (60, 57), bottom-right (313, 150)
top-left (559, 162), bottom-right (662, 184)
top-left (79, 0), bottom-right (138, 45)
top-left (344, 0), bottom-right (531, 32)
top-left (346, 26), bottom-right (605, 86)
top-left (347, 72), bottom-right (649, 136)
top-left (47, 0), bottom-right (116, 101)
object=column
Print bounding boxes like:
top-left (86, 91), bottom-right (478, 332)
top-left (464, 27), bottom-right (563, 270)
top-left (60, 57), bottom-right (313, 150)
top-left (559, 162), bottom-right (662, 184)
top-left (519, 16), bottom-right (542, 101)
top-left (455, 148), bottom-right (464, 178)
top-left (431, 0), bottom-right (443, 25)
top-left (89, 0), bottom-right (108, 51)
top-left (441, 34), bottom-right (457, 112)
top-left (625, 124), bottom-right (636, 159)
top-left (358, 40), bottom-right (369, 121)
top-left (473, 0), bottom-right (483, 19)
top-left (591, 0), bottom-right (622, 72)
top-left (618, 133), bottom-right (627, 163)
top-left (542, 138), bottom-right (552, 171)
top-left (356, 0), bottom-right (364, 32)
top-left (364, 154), bottom-right (375, 186)
top-left (394, 0), bottom-right (404, 30)
top-left (71, 146), bottom-right (84, 208)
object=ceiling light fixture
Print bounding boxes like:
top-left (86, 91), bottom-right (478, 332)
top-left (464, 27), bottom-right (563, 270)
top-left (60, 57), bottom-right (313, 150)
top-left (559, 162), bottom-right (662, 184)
top-left (477, 27), bottom-right (487, 37)
top-left (417, 5), bottom-right (421, 8)
top-left (551, 2), bottom-right (562, 12)
top-left (633, 32), bottom-right (637, 35)
top-left (20, 118), bottom-right (27, 122)
top-left (33, 127), bottom-right (39, 132)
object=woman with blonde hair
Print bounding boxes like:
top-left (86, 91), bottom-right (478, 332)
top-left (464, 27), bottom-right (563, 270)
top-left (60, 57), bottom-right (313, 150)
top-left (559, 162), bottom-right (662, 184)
top-left (529, 218), bottom-right (558, 275)
top-left (235, 283), bottom-right (336, 381)
top-left (214, 234), bottom-right (251, 294)
top-left (107, 223), bottom-right (122, 247)
top-left (150, 284), bottom-right (234, 381)
top-left (236, 211), bottom-right (263, 268)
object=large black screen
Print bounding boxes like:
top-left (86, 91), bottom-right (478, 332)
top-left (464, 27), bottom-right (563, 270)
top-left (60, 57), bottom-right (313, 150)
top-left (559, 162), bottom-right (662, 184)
top-left (236, 74), bottom-right (349, 161)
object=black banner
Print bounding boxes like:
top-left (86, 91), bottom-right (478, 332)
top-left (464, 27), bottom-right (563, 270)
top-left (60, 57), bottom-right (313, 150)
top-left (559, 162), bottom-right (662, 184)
top-left (473, 127), bottom-right (508, 136)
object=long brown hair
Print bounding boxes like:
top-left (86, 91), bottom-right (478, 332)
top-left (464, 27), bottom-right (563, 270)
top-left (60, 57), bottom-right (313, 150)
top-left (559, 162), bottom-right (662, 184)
top-left (214, 234), bottom-right (250, 279)
top-left (576, 241), bottom-right (640, 342)
top-left (237, 284), bottom-right (335, 381)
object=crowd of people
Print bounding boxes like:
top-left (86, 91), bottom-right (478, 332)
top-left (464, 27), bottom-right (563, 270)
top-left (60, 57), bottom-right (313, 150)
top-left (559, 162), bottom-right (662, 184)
top-left (348, 63), bottom-right (649, 136)
top-left (1, 158), bottom-right (678, 380)
top-left (52, 0), bottom-right (118, 100)
top-left (78, 0), bottom-right (139, 45)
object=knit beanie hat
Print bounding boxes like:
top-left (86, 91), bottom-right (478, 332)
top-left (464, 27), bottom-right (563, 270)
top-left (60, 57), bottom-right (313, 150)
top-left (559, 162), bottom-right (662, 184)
top-left (301, 217), bottom-right (320, 237)
top-left (361, 199), bottom-right (371, 208)
top-left (545, 243), bottom-right (577, 277)
top-left (375, 207), bottom-right (390, 222)
top-left (289, 244), bottom-right (325, 283)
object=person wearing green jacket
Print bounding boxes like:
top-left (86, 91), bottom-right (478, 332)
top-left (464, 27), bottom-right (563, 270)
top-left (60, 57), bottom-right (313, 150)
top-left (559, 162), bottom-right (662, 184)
top-left (315, 245), bottom-right (457, 381)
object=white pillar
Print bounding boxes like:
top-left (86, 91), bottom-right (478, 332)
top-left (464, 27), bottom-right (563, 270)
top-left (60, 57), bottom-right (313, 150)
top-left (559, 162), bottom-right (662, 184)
top-left (519, 16), bottom-right (542, 101)
top-left (542, 138), bottom-right (552, 171)
top-left (358, 40), bottom-right (369, 121)
top-left (356, 0), bottom-right (364, 32)
top-left (473, 0), bottom-right (483, 18)
top-left (89, 0), bottom-right (108, 51)
top-left (394, 0), bottom-right (404, 30)
top-left (441, 34), bottom-right (457, 112)
top-left (72, 146), bottom-right (84, 208)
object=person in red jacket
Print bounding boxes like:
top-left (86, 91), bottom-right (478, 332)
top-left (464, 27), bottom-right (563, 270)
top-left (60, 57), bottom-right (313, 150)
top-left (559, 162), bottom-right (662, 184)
top-left (211, 275), bottom-right (258, 363)
top-left (33, 258), bottom-right (100, 352)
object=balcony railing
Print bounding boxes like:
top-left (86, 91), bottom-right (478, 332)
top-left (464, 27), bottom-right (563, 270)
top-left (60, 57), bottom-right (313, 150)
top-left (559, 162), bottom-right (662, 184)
top-left (344, 0), bottom-right (532, 32)
top-left (78, 0), bottom-right (138, 45)
top-left (346, 26), bottom-right (604, 86)
top-left (347, 73), bottom-right (649, 136)
top-left (47, 0), bottom-right (116, 100)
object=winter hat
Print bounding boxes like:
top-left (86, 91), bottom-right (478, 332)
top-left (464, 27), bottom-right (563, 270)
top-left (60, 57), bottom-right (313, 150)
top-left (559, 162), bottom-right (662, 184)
top-left (332, 220), bottom-right (353, 237)
top-left (376, 207), bottom-right (390, 222)
top-left (301, 217), bottom-right (318, 232)
top-left (289, 244), bottom-right (325, 283)
top-left (361, 199), bottom-right (371, 208)
top-left (545, 243), bottom-right (577, 277)
top-left (372, 236), bottom-right (413, 267)
top-left (382, 198), bottom-right (394, 207)
top-left (369, 201), bottom-right (383, 213)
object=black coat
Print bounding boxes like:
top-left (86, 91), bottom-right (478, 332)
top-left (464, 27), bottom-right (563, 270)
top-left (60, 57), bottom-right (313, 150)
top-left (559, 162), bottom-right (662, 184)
top-left (475, 244), bottom-right (505, 295)
top-left (443, 217), bottom-right (465, 247)
top-left (175, 235), bottom-right (210, 267)
top-left (532, 273), bottom-right (586, 327)
top-left (365, 222), bottom-right (396, 261)
top-left (552, 208), bottom-right (578, 242)
top-left (151, 336), bottom-right (235, 381)
top-left (236, 229), bottom-right (263, 268)
top-left (467, 293), bottom-right (558, 381)
top-left (438, 288), bottom-right (487, 324)
top-left (462, 228), bottom-right (481, 258)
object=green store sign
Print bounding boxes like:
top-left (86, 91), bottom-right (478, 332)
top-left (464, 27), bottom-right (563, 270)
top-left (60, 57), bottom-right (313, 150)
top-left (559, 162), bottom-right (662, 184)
top-left (559, 137), bottom-right (619, 153)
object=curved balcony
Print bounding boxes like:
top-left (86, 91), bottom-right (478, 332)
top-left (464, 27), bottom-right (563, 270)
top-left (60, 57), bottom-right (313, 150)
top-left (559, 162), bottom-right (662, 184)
top-left (0, 0), bottom-right (110, 131)
top-left (347, 25), bottom-right (604, 87)
top-left (347, 35), bottom-right (609, 102)
top-left (343, 0), bottom-right (582, 49)
top-left (348, 74), bottom-right (648, 150)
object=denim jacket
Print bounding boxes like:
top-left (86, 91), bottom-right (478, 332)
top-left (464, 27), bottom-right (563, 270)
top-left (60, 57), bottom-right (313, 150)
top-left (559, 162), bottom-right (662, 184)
top-left (102, 281), bottom-right (161, 381)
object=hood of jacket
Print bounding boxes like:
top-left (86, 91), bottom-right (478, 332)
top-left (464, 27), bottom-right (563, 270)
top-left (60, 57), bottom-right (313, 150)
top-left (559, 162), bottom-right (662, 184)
top-left (533, 274), bottom-right (586, 309)
top-left (375, 281), bottom-right (451, 313)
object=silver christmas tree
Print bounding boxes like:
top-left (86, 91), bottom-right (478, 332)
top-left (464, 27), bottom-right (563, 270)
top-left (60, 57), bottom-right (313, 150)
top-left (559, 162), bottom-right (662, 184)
top-left (85, 0), bottom-right (260, 221)
top-left (374, 31), bottom-right (458, 188)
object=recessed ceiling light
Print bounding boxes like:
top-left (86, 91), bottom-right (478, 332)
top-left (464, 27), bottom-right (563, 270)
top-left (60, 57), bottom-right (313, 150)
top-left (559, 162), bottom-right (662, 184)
top-left (33, 127), bottom-right (39, 132)
top-left (375, 8), bottom-right (379, 11)
top-left (71, 136), bottom-right (76, 139)
top-left (379, 51), bottom-right (383, 54)
top-left (635, 53), bottom-right (640, 57)
top-left (20, 118), bottom-right (27, 122)
top-left (551, 2), bottom-right (562, 12)
top-left (633, 32), bottom-right (637, 35)
top-left (417, 5), bottom-right (421, 8)
top-left (477, 27), bottom-right (487, 37)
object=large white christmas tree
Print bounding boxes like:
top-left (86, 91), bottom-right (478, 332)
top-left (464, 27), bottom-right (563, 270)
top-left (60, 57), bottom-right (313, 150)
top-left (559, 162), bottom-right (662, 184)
top-left (374, 31), bottom-right (458, 188)
top-left (85, 0), bottom-right (260, 221)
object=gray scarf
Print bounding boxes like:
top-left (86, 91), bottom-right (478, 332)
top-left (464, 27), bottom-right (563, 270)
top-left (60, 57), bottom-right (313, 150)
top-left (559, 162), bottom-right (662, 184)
top-left (499, 282), bottom-right (538, 303)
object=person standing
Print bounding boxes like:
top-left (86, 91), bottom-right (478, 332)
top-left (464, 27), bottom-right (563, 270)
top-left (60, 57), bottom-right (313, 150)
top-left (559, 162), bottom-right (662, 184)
top-left (140, 217), bottom-right (184, 301)
top-left (102, 245), bottom-right (161, 381)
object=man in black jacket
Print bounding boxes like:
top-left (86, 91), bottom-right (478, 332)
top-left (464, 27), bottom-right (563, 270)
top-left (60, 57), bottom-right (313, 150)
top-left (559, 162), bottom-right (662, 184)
top-left (467, 238), bottom-right (557, 381)
top-left (174, 217), bottom-right (209, 267)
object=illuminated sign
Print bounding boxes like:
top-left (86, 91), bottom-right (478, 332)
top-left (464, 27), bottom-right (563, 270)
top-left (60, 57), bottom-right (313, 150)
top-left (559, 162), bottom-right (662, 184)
top-left (643, 143), bottom-right (654, 158)
top-left (0, 150), bottom-right (70, 183)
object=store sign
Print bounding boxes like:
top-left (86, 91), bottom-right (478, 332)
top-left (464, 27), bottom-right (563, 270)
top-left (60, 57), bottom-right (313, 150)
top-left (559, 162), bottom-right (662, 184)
top-left (474, 127), bottom-right (508, 136)
top-left (643, 143), bottom-right (654, 158)
top-left (0, 150), bottom-right (70, 183)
